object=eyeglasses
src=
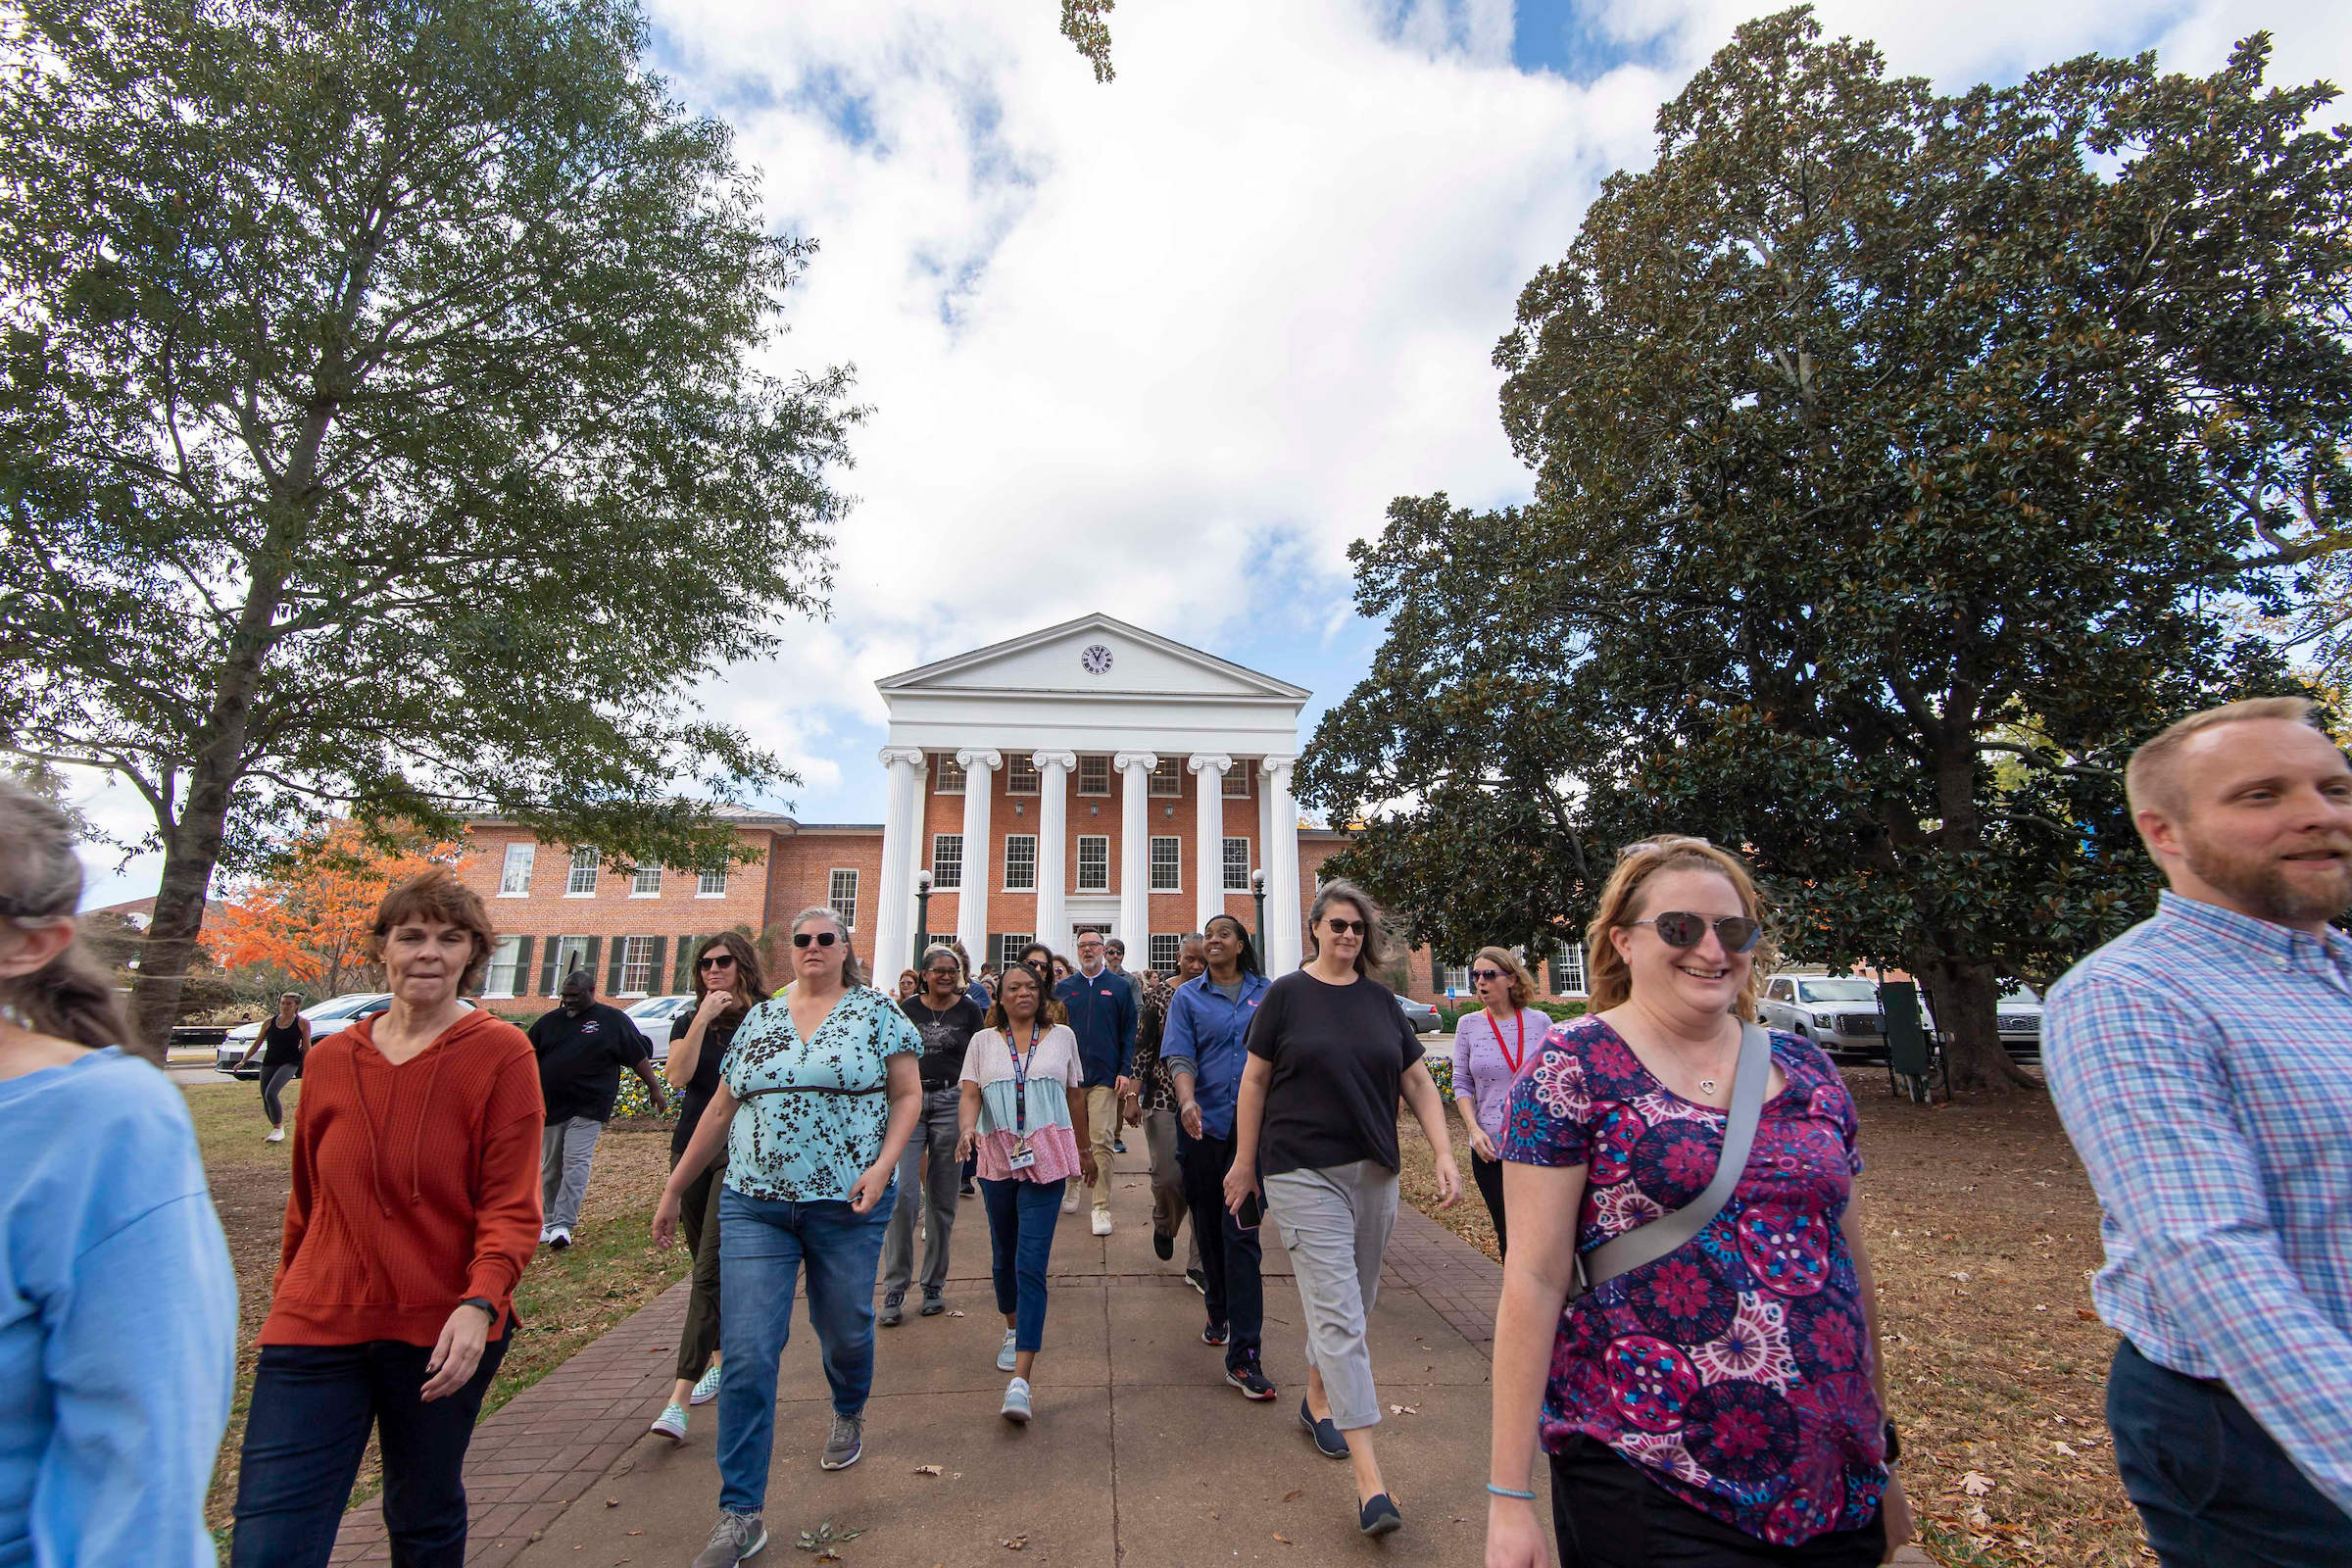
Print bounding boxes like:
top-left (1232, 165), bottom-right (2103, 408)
top-left (1633, 911), bottom-right (1764, 955)
top-left (792, 930), bottom-right (840, 948)
top-left (1469, 967), bottom-right (1505, 983)
top-left (1323, 917), bottom-right (1366, 936)
top-left (697, 955), bottom-right (736, 971)
top-left (925, 966), bottom-right (960, 978)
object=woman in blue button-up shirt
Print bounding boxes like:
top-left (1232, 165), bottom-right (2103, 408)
top-left (1163, 912), bottom-right (1278, 1399)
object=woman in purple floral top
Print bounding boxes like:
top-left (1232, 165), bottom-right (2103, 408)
top-left (1483, 837), bottom-right (1912, 1568)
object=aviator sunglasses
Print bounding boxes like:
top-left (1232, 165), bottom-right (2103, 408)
top-left (792, 930), bottom-right (841, 948)
top-left (1633, 911), bottom-right (1764, 955)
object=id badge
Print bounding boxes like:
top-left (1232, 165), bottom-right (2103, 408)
top-left (1006, 1138), bottom-right (1038, 1171)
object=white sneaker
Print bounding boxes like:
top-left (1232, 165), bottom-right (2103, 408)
top-left (266, 1126), bottom-right (284, 1144)
top-left (1091, 1208), bottom-right (1113, 1237)
top-left (690, 1362), bottom-right (722, 1405)
top-left (547, 1226), bottom-right (572, 1250)
top-left (997, 1330), bottom-right (1018, 1373)
top-left (539, 1226), bottom-right (554, 1246)
top-left (1061, 1187), bottom-right (1080, 1215)
top-left (1001, 1376), bottom-right (1032, 1424)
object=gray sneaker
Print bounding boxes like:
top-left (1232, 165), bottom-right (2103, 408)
top-left (878, 1293), bottom-right (904, 1328)
top-left (691, 1510), bottom-right (766, 1567)
top-left (819, 1412), bottom-right (863, 1470)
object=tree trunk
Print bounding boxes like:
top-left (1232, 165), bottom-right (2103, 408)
top-left (1921, 952), bottom-right (2038, 1094)
top-left (128, 808), bottom-right (233, 1063)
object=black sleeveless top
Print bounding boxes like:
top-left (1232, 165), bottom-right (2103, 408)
top-left (260, 1016), bottom-right (306, 1072)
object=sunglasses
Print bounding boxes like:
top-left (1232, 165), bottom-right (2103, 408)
top-left (1323, 917), bottom-right (1366, 936)
top-left (697, 955), bottom-right (736, 971)
top-left (792, 930), bottom-right (840, 948)
top-left (1634, 911), bottom-right (1764, 955)
top-left (1469, 967), bottom-right (1505, 983)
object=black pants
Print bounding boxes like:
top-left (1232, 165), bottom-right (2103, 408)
top-left (1551, 1436), bottom-right (1885, 1567)
top-left (230, 1335), bottom-right (510, 1568)
top-left (1470, 1150), bottom-right (1509, 1259)
top-left (673, 1153), bottom-right (722, 1384)
top-left (2108, 1339), bottom-right (2352, 1567)
top-left (1177, 1127), bottom-right (1263, 1368)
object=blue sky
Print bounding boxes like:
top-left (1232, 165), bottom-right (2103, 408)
top-left (74, 0), bottom-right (2352, 903)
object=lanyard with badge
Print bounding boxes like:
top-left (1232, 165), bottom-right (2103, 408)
top-left (1005, 1020), bottom-right (1043, 1170)
top-left (1488, 1006), bottom-right (1528, 1076)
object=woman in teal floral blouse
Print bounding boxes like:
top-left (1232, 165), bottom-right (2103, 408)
top-left (655, 906), bottom-right (922, 1568)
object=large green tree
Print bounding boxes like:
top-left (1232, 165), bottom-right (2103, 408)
top-left (1301, 9), bottom-right (2351, 1091)
top-left (0, 0), bottom-right (857, 1056)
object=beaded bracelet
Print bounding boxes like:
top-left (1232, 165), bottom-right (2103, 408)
top-left (1486, 1484), bottom-right (1538, 1500)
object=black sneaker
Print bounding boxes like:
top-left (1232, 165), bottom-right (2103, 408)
top-left (1185, 1267), bottom-right (1207, 1297)
top-left (1299, 1397), bottom-right (1348, 1458)
top-left (959, 1180), bottom-right (976, 1198)
top-left (1225, 1353), bottom-right (1276, 1400)
top-left (1201, 1320), bottom-right (1229, 1347)
top-left (919, 1289), bottom-right (947, 1317)
top-left (1152, 1229), bottom-right (1174, 1262)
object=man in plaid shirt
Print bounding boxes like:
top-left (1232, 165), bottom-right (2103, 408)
top-left (2047, 697), bottom-right (2352, 1565)
top-left (1126, 935), bottom-right (1206, 1287)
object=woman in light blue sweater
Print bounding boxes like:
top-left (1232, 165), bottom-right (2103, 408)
top-left (0, 779), bottom-right (237, 1567)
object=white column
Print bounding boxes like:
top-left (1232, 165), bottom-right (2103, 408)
top-left (873, 747), bottom-right (926, 979)
top-left (1262, 756), bottom-right (1301, 973)
top-left (1190, 755), bottom-right (1231, 930)
top-left (1113, 752), bottom-right (1156, 954)
top-left (954, 748), bottom-right (1001, 972)
top-left (1033, 750), bottom-right (1076, 961)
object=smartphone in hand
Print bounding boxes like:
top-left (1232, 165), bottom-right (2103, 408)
top-left (1236, 1190), bottom-right (1261, 1231)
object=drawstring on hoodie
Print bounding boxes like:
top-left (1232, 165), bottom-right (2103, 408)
top-left (352, 1015), bottom-right (467, 1214)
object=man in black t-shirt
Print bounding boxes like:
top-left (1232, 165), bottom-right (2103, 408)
top-left (528, 968), bottom-right (667, 1249)
top-left (881, 948), bottom-right (986, 1323)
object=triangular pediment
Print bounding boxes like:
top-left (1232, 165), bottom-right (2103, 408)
top-left (877, 613), bottom-right (1308, 703)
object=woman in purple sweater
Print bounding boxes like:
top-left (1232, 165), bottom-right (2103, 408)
top-left (1450, 947), bottom-right (1544, 1258)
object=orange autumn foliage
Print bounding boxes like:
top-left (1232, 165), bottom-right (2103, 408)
top-left (214, 821), bottom-right (465, 998)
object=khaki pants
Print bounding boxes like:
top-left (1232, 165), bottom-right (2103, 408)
top-left (1085, 1084), bottom-right (1119, 1212)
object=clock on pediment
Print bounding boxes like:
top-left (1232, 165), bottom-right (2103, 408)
top-left (1080, 643), bottom-right (1113, 675)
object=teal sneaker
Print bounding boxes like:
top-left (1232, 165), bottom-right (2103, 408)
top-left (651, 1401), bottom-right (689, 1443)
top-left (690, 1363), bottom-right (722, 1406)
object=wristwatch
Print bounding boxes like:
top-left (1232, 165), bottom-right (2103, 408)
top-left (461, 1296), bottom-right (497, 1320)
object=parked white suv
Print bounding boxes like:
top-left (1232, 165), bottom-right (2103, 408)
top-left (1995, 985), bottom-right (2044, 1060)
top-left (1758, 975), bottom-right (1902, 1059)
top-left (216, 993), bottom-right (476, 1076)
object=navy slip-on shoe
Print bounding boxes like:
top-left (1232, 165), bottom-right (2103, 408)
top-left (1300, 1398), bottom-right (1348, 1459)
top-left (1358, 1494), bottom-right (1401, 1537)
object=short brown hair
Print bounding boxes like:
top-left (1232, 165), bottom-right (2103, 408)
top-left (368, 865), bottom-right (497, 991)
top-left (2126, 697), bottom-right (2321, 823)
top-left (1471, 946), bottom-right (1537, 1008)
top-left (1584, 836), bottom-right (1771, 1020)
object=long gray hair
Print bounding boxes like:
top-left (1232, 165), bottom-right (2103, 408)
top-left (1304, 878), bottom-right (1390, 978)
top-left (0, 778), bottom-right (132, 1050)
top-left (788, 906), bottom-right (866, 988)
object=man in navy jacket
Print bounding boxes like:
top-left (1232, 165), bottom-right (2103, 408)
top-left (1055, 930), bottom-right (1136, 1233)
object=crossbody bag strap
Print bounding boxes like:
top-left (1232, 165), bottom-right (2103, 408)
top-left (739, 1083), bottom-right (888, 1097)
top-left (1579, 1021), bottom-right (1773, 1294)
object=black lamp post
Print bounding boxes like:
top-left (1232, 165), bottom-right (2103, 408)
top-left (1250, 867), bottom-right (1268, 956)
top-left (913, 869), bottom-right (933, 968)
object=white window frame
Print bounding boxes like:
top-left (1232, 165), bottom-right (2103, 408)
top-left (618, 935), bottom-right (659, 997)
top-left (552, 935), bottom-right (593, 987)
top-left (631, 863), bottom-right (662, 898)
top-left (484, 935), bottom-right (523, 996)
top-left (1149, 759), bottom-right (1181, 797)
top-left (1149, 836), bottom-right (1181, 892)
top-left (934, 754), bottom-right (966, 794)
top-left (1076, 756), bottom-right (1110, 796)
top-left (931, 833), bottom-right (963, 891)
top-left (1222, 767), bottom-right (1251, 799)
top-left (498, 843), bottom-right (535, 897)
top-left (1148, 933), bottom-right (1183, 973)
top-left (1005, 756), bottom-right (1040, 795)
top-left (828, 868), bottom-right (859, 931)
top-left (1443, 963), bottom-right (1471, 995)
top-left (997, 933), bottom-right (1035, 973)
top-left (1222, 836), bottom-right (1250, 892)
top-left (565, 846), bottom-right (600, 896)
top-left (1076, 835), bottom-right (1109, 892)
top-left (697, 865), bottom-right (727, 897)
top-left (1004, 834), bottom-right (1038, 892)
top-left (1552, 943), bottom-right (1589, 997)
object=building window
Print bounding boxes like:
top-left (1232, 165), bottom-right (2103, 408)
top-left (499, 843), bottom-right (534, 896)
top-left (632, 863), bottom-right (662, 897)
top-left (485, 936), bottom-right (522, 996)
top-left (551, 935), bottom-right (592, 987)
top-left (619, 936), bottom-right (659, 996)
top-left (1223, 837), bottom-right (1250, 892)
top-left (934, 755), bottom-right (965, 794)
top-left (1077, 835), bottom-right (1109, 891)
top-left (566, 846), bottom-right (600, 895)
top-left (998, 933), bottom-right (1035, 972)
top-left (1552, 943), bottom-right (1589, 996)
top-left (1004, 834), bottom-right (1038, 891)
top-left (1148, 933), bottom-right (1183, 973)
top-left (1223, 767), bottom-right (1251, 799)
top-left (1077, 756), bottom-right (1110, 796)
top-left (1005, 756), bottom-right (1040, 795)
top-left (931, 833), bottom-right (963, 890)
top-left (1149, 759), bottom-right (1181, 797)
top-left (1150, 836), bottom-right (1181, 891)
top-left (1443, 963), bottom-right (1471, 995)
top-left (698, 865), bottom-right (727, 896)
top-left (828, 869), bottom-right (858, 931)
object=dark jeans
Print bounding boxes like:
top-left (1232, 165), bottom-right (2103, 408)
top-left (1551, 1435), bottom-right (1885, 1567)
top-left (2108, 1339), bottom-right (2352, 1567)
top-left (671, 1152), bottom-right (722, 1384)
top-left (980, 1175), bottom-right (1065, 1352)
top-left (1178, 1127), bottom-right (1263, 1368)
top-left (230, 1334), bottom-right (510, 1568)
top-left (716, 1183), bottom-right (894, 1516)
top-left (1470, 1150), bottom-right (1509, 1259)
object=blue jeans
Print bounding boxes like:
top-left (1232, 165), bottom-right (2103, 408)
top-left (229, 1336), bottom-right (509, 1568)
top-left (715, 1183), bottom-right (895, 1515)
top-left (979, 1176), bottom-right (1064, 1352)
top-left (2108, 1340), bottom-right (2352, 1567)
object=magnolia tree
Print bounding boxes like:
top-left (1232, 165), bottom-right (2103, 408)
top-left (1300, 9), bottom-right (2351, 1092)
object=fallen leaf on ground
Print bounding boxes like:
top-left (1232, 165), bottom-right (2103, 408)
top-left (1282, 1490), bottom-right (1302, 1502)
top-left (603, 1498), bottom-right (619, 1507)
top-left (627, 1531), bottom-right (643, 1537)
top-left (914, 1464), bottom-right (945, 1477)
top-left (949, 1310), bottom-right (967, 1317)
top-left (999, 1535), bottom-right (1028, 1550)
top-left (2051, 1441), bottom-right (2078, 1457)
top-left (2076, 1308), bottom-right (2099, 1321)
top-left (1272, 1534), bottom-right (1293, 1545)
top-left (1390, 1403), bottom-right (1419, 1415)
top-left (1960, 1471), bottom-right (1995, 1496)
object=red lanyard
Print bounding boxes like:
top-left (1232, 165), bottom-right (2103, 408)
top-left (1488, 1007), bottom-right (1528, 1076)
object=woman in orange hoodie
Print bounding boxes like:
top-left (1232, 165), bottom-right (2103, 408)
top-left (229, 866), bottom-right (544, 1568)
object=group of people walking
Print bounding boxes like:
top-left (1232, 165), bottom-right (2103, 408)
top-left (4, 691), bottom-right (2351, 1567)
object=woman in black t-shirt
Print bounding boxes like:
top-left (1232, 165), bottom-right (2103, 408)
top-left (881, 946), bottom-right (987, 1324)
top-left (1227, 880), bottom-right (1458, 1541)
top-left (649, 932), bottom-right (769, 1445)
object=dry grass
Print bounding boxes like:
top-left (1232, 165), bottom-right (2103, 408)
top-left (1394, 1067), bottom-right (2150, 1568)
top-left (186, 1082), bottom-right (689, 1538)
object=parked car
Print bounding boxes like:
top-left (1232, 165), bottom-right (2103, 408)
top-left (1758, 974), bottom-right (1897, 1059)
top-left (215, 993), bottom-right (476, 1076)
top-left (1395, 995), bottom-right (1442, 1034)
top-left (1996, 985), bottom-right (2044, 1060)
top-left (623, 994), bottom-right (697, 1062)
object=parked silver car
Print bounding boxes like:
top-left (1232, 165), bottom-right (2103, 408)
top-left (1396, 995), bottom-right (1443, 1034)
top-left (1758, 975), bottom-right (1897, 1058)
top-left (1996, 985), bottom-right (2044, 1059)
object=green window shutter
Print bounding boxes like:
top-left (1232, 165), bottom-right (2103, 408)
top-left (513, 936), bottom-right (534, 996)
top-left (605, 936), bottom-right (624, 995)
top-left (539, 939), bottom-right (562, 996)
top-left (646, 935), bottom-right (667, 996)
top-left (582, 935), bottom-right (602, 989)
